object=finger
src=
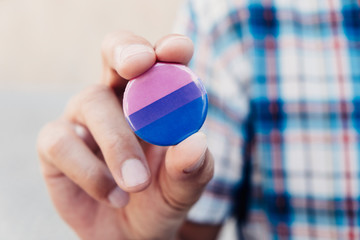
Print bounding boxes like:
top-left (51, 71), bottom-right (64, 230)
top-left (65, 85), bottom-right (151, 192)
top-left (101, 31), bottom-right (156, 87)
top-left (155, 34), bottom-right (194, 64)
top-left (37, 120), bottom-right (129, 208)
top-left (159, 132), bottom-right (214, 213)
top-left (73, 123), bottom-right (98, 152)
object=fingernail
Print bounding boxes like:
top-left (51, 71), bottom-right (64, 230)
top-left (183, 149), bottom-right (206, 174)
top-left (116, 44), bottom-right (154, 65)
top-left (156, 36), bottom-right (192, 52)
top-left (183, 132), bottom-right (208, 173)
top-left (108, 187), bottom-right (129, 208)
top-left (121, 158), bottom-right (149, 188)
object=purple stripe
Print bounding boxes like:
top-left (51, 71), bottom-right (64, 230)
top-left (124, 63), bottom-right (195, 115)
top-left (128, 82), bottom-right (203, 130)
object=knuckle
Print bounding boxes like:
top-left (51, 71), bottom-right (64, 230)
top-left (102, 131), bottom-right (142, 163)
top-left (66, 84), bottom-right (111, 114)
top-left (64, 84), bottom-right (115, 121)
top-left (105, 131), bottom-right (132, 153)
top-left (161, 188), bottom-right (190, 213)
top-left (79, 84), bottom-right (112, 110)
top-left (101, 30), bottom-right (133, 57)
top-left (37, 121), bottom-right (57, 157)
top-left (101, 32), bottom-right (116, 57)
top-left (37, 121), bottom-right (72, 159)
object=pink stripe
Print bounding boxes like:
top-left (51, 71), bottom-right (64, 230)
top-left (123, 63), bottom-right (195, 115)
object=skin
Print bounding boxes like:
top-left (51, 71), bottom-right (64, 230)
top-left (37, 31), bottom-right (222, 240)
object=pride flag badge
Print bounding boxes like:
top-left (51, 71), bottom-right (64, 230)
top-left (123, 63), bottom-right (208, 146)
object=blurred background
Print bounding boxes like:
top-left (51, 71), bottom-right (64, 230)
top-left (0, 0), bottom-right (235, 239)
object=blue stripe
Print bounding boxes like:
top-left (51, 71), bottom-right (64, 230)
top-left (128, 82), bottom-right (203, 130)
top-left (134, 95), bottom-right (208, 146)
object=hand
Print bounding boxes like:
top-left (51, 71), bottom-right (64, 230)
top-left (37, 31), bottom-right (219, 240)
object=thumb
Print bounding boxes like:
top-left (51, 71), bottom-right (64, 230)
top-left (159, 132), bottom-right (214, 212)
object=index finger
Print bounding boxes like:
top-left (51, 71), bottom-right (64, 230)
top-left (101, 31), bottom-right (195, 88)
top-left (101, 31), bottom-right (156, 87)
top-left (65, 84), bottom-right (151, 192)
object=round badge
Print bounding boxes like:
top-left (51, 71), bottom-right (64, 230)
top-left (123, 62), bottom-right (208, 146)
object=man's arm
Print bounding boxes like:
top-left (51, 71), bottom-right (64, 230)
top-left (178, 221), bottom-right (222, 240)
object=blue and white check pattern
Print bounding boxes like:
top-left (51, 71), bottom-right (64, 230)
top-left (174, 0), bottom-right (360, 239)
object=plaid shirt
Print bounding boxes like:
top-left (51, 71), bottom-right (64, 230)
top-left (174, 0), bottom-right (360, 239)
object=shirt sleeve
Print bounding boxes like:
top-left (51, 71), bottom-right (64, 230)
top-left (172, 0), bottom-right (251, 224)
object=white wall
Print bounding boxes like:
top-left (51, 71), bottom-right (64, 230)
top-left (0, 0), bottom-right (183, 91)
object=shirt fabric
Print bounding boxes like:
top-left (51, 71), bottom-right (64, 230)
top-left (173, 0), bottom-right (360, 239)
